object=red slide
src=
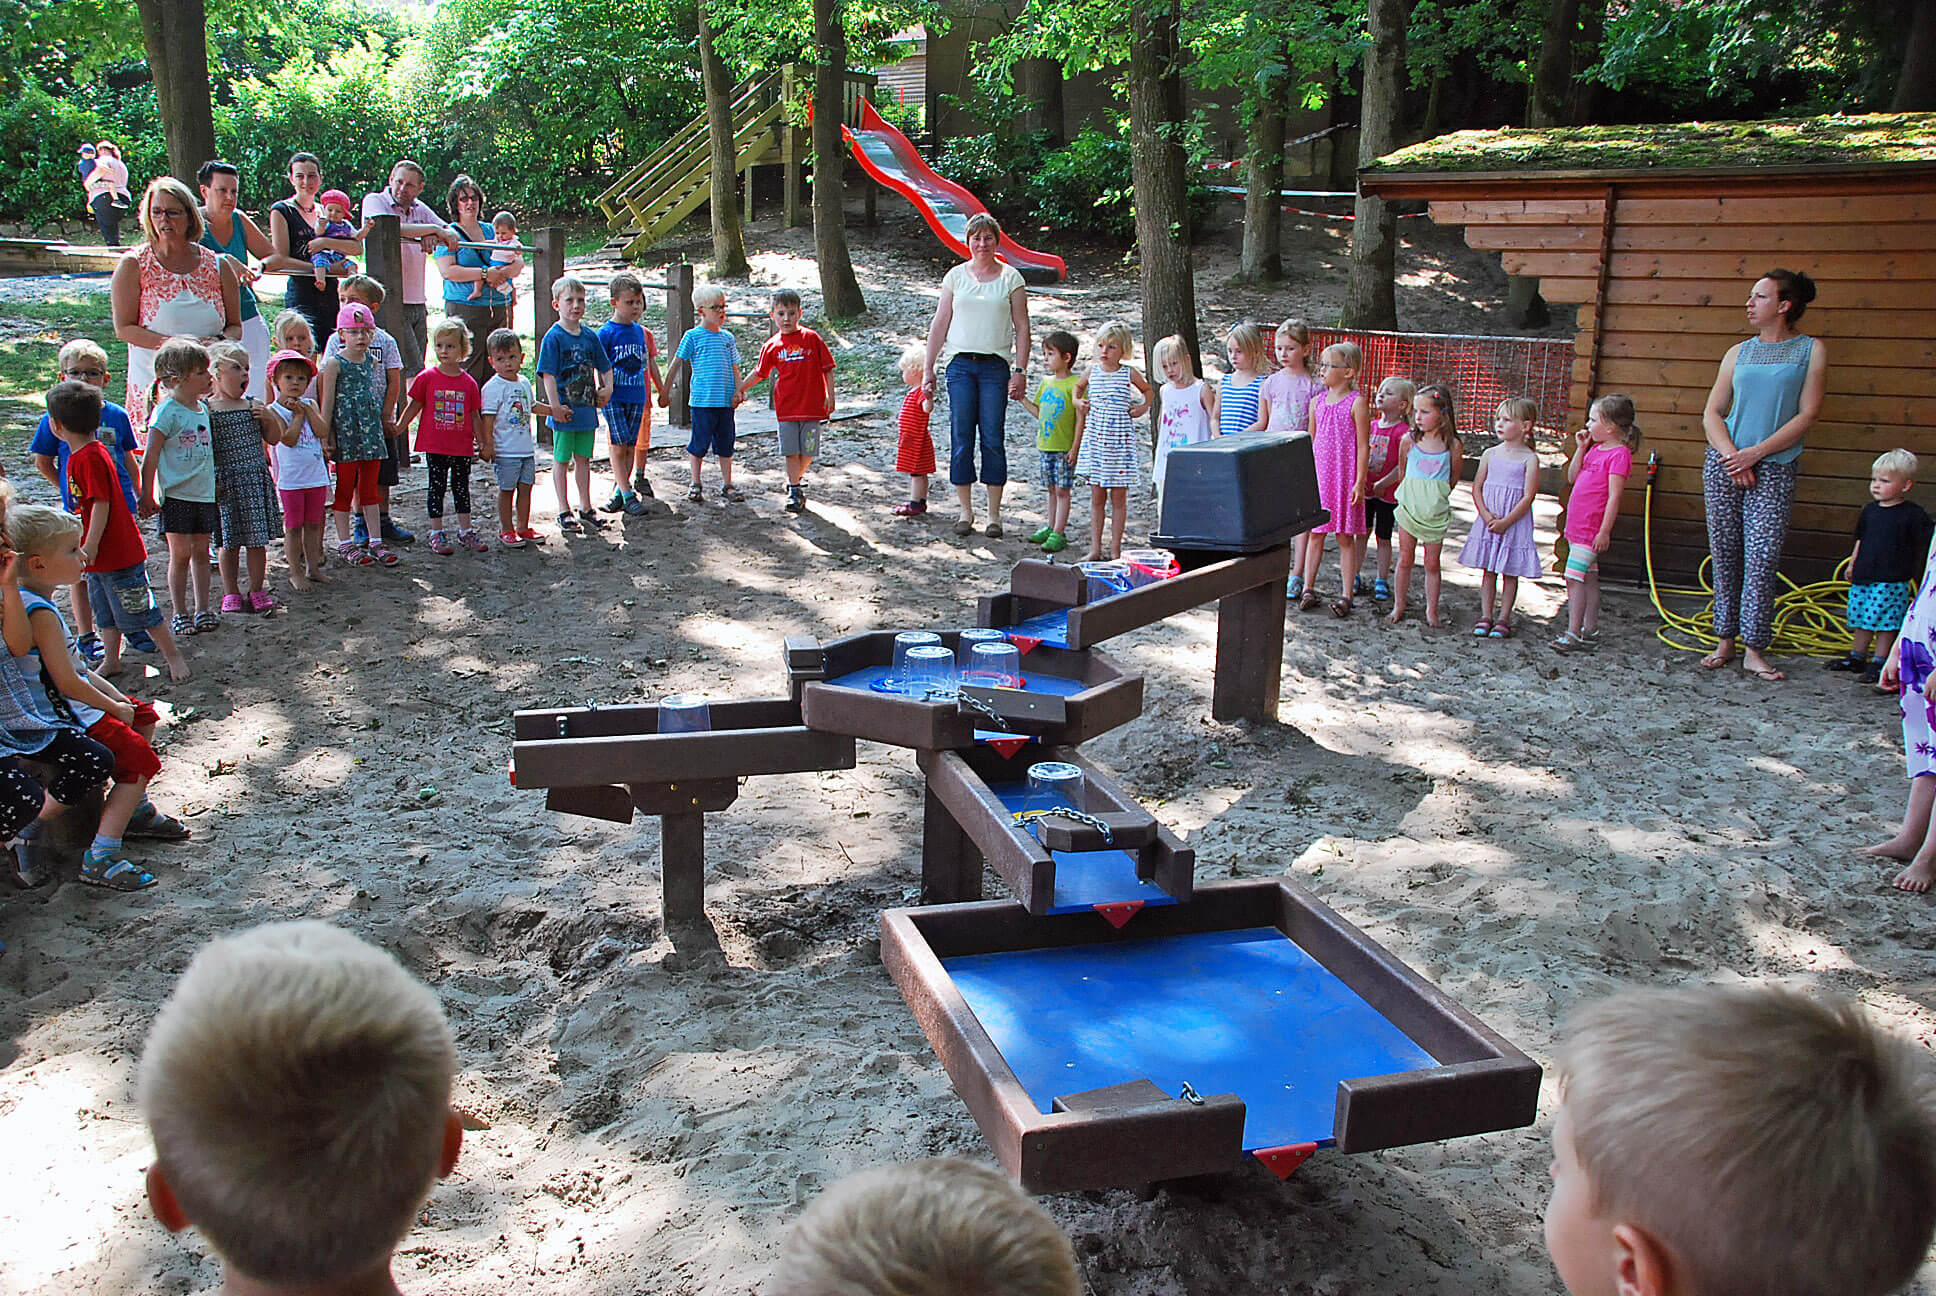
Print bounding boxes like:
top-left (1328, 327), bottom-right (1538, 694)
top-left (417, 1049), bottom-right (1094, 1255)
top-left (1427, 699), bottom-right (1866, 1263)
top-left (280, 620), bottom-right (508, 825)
top-left (843, 100), bottom-right (1067, 285)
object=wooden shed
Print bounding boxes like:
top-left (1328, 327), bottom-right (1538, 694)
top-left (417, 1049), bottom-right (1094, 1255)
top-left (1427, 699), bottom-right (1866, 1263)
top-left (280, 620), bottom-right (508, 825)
top-left (1361, 114), bottom-right (1936, 582)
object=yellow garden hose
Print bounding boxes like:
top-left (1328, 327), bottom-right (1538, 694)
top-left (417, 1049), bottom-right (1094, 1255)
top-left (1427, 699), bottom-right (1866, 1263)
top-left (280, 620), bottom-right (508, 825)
top-left (1642, 453), bottom-right (1863, 658)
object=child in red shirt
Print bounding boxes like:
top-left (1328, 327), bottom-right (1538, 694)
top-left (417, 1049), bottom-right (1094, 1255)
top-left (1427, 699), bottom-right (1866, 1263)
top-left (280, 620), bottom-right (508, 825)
top-left (735, 288), bottom-right (835, 514)
top-left (400, 318), bottom-right (486, 554)
top-left (48, 381), bottom-right (188, 682)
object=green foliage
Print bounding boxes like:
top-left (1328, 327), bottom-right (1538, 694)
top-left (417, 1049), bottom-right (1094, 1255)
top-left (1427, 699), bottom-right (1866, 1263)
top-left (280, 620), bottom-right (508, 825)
top-left (934, 122), bottom-right (1217, 242)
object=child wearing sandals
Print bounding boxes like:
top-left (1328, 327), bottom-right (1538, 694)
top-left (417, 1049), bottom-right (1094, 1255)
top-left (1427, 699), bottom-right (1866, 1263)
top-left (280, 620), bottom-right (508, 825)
top-left (264, 350), bottom-right (334, 591)
top-left (1462, 397), bottom-right (1543, 639)
top-left (1362, 376), bottom-right (1414, 602)
top-left (1381, 384), bottom-right (1463, 628)
top-left (1553, 395), bottom-right (1640, 654)
top-left (319, 303), bottom-right (399, 567)
top-left (1826, 449), bottom-right (1931, 686)
top-left (5, 502), bottom-right (192, 891)
top-left (892, 344), bottom-right (936, 517)
top-left (139, 338), bottom-right (220, 639)
top-left (1867, 522), bottom-right (1936, 892)
top-left (205, 342), bottom-right (284, 616)
top-left (1070, 320), bottom-right (1151, 562)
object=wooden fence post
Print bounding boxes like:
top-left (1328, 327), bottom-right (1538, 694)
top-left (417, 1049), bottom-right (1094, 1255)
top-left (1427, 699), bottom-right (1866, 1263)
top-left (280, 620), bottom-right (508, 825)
top-left (366, 214), bottom-right (405, 343)
top-left (666, 262), bottom-right (694, 428)
top-left (533, 227), bottom-right (567, 345)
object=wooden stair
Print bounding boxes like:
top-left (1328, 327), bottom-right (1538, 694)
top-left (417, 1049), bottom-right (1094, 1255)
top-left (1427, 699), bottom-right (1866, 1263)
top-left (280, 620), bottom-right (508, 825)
top-left (598, 74), bottom-right (787, 260)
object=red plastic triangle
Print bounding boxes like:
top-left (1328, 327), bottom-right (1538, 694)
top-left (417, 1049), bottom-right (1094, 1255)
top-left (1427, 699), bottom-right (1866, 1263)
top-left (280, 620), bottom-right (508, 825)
top-left (1093, 900), bottom-right (1144, 928)
top-left (1254, 1142), bottom-right (1318, 1179)
top-left (506, 760), bottom-right (518, 788)
top-left (985, 736), bottom-right (1030, 759)
top-left (1007, 635), bottom-right (1041, 654)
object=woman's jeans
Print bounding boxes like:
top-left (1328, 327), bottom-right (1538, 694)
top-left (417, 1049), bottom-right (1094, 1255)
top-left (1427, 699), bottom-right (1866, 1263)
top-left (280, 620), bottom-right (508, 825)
top-left (946, 353), bottom-right (1009, 487)
top-left (90, 193), bottom-right (122, 246)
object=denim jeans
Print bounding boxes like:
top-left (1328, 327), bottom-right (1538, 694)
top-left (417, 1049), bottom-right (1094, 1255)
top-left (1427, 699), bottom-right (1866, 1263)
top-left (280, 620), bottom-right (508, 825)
top-left (946, 353), bottom-right (1010, 487)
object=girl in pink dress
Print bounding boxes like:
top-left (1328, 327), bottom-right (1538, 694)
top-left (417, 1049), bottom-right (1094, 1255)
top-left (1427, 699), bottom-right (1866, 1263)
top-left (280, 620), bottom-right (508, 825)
top-left (1294, 342), bottom-right (1372, 616)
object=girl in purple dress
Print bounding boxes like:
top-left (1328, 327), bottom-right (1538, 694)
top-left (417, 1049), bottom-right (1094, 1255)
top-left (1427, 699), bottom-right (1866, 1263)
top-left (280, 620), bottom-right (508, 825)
top-left (1461, 397), bottom-right (1543, 638)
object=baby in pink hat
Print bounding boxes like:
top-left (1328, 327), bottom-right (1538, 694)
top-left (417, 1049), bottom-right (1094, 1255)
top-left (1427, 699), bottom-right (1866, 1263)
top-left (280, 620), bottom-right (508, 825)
top-left (310, 189), bottom-right (371, 290)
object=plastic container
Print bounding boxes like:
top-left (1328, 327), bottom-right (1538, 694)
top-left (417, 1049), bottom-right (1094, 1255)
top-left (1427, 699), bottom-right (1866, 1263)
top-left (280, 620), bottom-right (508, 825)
top-left (962, 640), bottom-right (1023, 689)
top-left (1023, 761), bottom-right (1085, 816)
top-left (1151, 433), bottom-right (1327, 553)
top-left (957, 627), bottom-right (1009, 667)
top-left (888, 631), bottom-right (943, 693)
top-left (658, 695), bottom-right (712, 733)
top-left (1076, 560), bottom-right (1133, 603)
top-left (1120, 548), bottom-right (1179, 586)
top-left (904, 645), bottom-right (958, 698)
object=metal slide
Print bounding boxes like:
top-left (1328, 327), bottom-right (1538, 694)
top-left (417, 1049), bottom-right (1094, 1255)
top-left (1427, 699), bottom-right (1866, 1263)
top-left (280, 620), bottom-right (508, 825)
top-left (843, 100), bottom-right (1067, 285)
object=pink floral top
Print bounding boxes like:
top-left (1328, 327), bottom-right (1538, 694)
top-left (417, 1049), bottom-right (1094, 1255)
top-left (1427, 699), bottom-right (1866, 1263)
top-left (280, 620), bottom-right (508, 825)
top-left (125, 243), bottom-right (227, 435)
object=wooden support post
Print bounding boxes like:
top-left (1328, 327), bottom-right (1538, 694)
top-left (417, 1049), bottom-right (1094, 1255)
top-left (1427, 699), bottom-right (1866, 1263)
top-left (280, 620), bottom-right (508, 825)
top-left (784, 126), bottom-right (805, 228)
top-left (744, 163), bottom-right (756, 225)
top-left (921, 782), bottom-right (983, 904)
top-left (666, 262), bottom-right (695, 428)
top-left (365, 215), bottom-right (405, 343)
top-left (533, 226), bottom-right (567, 346)
top-left (661, 811), bottom-right (707, 922)
top-left (863, 163), bottom-right (876, 226)
top-left (1211, 577), bottom-right (1287, 723)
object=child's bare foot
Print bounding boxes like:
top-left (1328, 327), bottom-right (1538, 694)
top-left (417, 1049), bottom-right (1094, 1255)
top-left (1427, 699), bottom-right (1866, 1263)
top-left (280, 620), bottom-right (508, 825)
top-left (1080, 549), bottom-right (1102, 563)
top-left (1862, 835), bottom-right (1919, 861)
top-left (1384, 609), bottom-right (1402, 625)
top-left (1425, 615), bottom-right (1445, 629)
top-left (1893, 859), bottom-right (1936, 892)
top-left (100, 660), bottom-right (125, 678)
top-left (162, 651), bottom-right (191, 683)
top-left (289, 571), bottom-right (314, 592)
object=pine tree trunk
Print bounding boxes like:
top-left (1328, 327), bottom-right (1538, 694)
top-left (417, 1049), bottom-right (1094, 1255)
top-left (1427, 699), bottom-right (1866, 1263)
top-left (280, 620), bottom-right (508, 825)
top-left (812, 0), bottom-right (866, 316)
top-left (1128, 0), bottom-right (1201, 378)
top-left (1343, 0), bottom-right (1406, 331)
top-left (134, 0), bottom-right (216, 185)
top-left (698, 0), bottom-right (750, 278)
top-left (1238, 91), bottom-right (1284, 285)
top-left (1893, 0), bottom-right (1936, 109)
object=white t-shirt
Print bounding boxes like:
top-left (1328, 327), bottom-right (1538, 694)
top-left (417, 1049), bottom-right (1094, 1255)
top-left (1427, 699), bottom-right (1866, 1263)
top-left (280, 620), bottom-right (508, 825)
top-left (938, 261), bottom-right (1026, 372)
top-left (482, 375), bottom-right (536, 459)
top-left (270, 398), bottom-right (331, 490)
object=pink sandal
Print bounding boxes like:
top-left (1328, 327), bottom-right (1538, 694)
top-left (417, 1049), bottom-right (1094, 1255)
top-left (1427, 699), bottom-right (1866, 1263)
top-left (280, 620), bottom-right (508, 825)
top-left (249, 590), bottom-right (280, 613)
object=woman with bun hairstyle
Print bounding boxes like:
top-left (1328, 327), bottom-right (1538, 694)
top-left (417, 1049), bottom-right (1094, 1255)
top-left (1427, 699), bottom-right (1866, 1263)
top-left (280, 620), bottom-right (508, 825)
top-left (1699, 269), bottom-right (1828, 682)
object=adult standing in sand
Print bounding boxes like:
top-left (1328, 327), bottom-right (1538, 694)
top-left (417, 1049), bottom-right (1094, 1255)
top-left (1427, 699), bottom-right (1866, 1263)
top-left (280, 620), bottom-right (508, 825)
top-left (83, 141), bottom-right (131, 246)
top-left (362, 159), bottom-right (457, 384)
top-left (197, 160), bottom-right (275, 398)
top-left (110, 177), bottom-right (242, 436)
top-left (264, 152), bottom-right (356, 348)
top-left (923, 213), bottom-right (1031, 538)
top-left (1699, 268), bottom-right (1827, 683)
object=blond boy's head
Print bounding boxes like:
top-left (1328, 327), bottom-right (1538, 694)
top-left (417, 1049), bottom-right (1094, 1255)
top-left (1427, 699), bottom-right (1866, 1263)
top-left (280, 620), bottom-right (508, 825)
top-left (4, 502), bottom-right (82, 564)
top-left (552, 274), bottom-right (587, 306)
top-left (898, 342), bottom-right (926, 384)
top-left (770, 1159), bottom-right (1079, 1296)
top-left (1548, 985), bottom-right (1936, 1296)
top-left (1875, 448), bottom-right (1917, 483)
top-left (138, 921), bottom-right (460, 1288)
top-left (57, 338), bottom-right (111, 388)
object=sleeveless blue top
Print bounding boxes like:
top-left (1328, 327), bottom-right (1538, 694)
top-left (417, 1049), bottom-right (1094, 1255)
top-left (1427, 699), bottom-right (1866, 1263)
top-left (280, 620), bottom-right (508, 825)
top-left (1724, 334), bottom-right (1814, 467)
top-left (200, 212), bottom-right (259, 321)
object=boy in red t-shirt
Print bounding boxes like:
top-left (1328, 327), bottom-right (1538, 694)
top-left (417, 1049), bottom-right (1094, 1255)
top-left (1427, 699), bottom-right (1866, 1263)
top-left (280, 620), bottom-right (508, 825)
top-left (398, 318), bottom-right (485, 555)
top-left (46, 380), bottom-right (188, 682)
top-left (735, 288), bottom-right (835, 514)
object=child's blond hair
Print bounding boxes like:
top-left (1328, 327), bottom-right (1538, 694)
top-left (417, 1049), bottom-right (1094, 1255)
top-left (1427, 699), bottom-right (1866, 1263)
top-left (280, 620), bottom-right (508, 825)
top-left (153, 337), bottom-right (210, 388)
top-left (4, 502), bottom-right (83, 559)
top-left (0, 478), bottom-right (16, 536)
top-left (207, 340), bottom-right (249, 376)
top-left (431, 316), bottom-right (473, 360)
top-left (898, 342), bottom-right (926, 381)
top-left (271, 310), bottom-right (315, 353)
top-left (1225, 322), bottom-right (1266, 371)
top-left (552, 274), bottom-right (587, 304)
top-left (1498, 395), bottom-right (1539, 426)
top-left (1556, 985), bottom-right (1936, 1296)
top-left (1375, 375), bottom-right (1417, 411)
top-left (1320, 340), bottom-right (1362, 378)
top-left (1151, 334), bottom-right (1195, 380)
top-left (138, 920), bottom-right (457, 1286)
top-left (1875, 448), bottom-right (1918, 480)
top-left (692, 283), bottom-right (726, 310)
top-left (340, 273), bottom-right (384, 305)
top-left (1093, 319), bottom-right (1133, 357)
top-left (770, 1159), bottom-right (1080, 1296)
top-left (1276, 318), bottom-right (1313, 372)
top-left (58, 338), bottom-right (110, 375)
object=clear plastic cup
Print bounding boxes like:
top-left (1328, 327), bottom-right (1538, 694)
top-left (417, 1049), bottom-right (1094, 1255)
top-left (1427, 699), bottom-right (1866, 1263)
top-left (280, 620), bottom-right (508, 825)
top-left (962, 640), bottom-right (1023, 689)
top-left (1077, 560), bottom-right (1133, 602)
top-left (658, 694), bottom-right (712, 734)
top-left (1023, 761), bottom-right (1084, 816)
top-left (956, 627), bottom-right (1008, 667)
top-left (889, 631), bottom-right (942, 693)
top-left (1121, 548), bottom-right (1179, 586)
top-left (904, 644), bottom-right (958, 698)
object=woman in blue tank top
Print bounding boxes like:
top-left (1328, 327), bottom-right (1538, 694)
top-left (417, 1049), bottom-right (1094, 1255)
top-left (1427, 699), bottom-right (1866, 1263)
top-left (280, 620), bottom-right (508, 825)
top-left (1699, 268), bottom-right (1828, 683)
top-left (197, 159), bottom-right (275, 398)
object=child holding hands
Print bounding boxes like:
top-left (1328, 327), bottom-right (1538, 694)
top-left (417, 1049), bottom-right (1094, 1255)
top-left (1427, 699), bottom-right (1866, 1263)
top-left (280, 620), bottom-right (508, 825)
top-left (660, 283), bottom-right (740, 505)
top-left (400, 319), bottom-right (486, 554)
top-left (1460, 397), bottom-right (1543, 638)
top-left (1553, 394), bottom-right (1640, 654)
top-left (1020, 330), bottom-right (1082, 552)
top-left (1381, 384), bottom-right (1463, 628)
top-left (140, 337), bottom-right (220, 637)
top-left (205, 342), bottom-right (284, 615)
top-left (481, 329), bottom-right (567, 548)
top-left (1826, 449), bottom-right (1931, 685)
top-left (1362, 376), bottom-right (1414, 601)
top-left (1070, 320), bottom-right (1150, 562)
top-left (319, 303), bottom-right (398, 567)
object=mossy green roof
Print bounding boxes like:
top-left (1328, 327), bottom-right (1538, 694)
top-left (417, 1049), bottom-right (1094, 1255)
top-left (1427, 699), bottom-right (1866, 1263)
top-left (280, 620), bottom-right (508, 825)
top-left (1366, 113), bottom-right (1936, 176)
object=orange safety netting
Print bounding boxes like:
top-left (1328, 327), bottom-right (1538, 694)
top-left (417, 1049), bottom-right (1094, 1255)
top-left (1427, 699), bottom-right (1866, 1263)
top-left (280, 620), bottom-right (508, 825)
top-left (1309, 328), bottom-right (1574, 436)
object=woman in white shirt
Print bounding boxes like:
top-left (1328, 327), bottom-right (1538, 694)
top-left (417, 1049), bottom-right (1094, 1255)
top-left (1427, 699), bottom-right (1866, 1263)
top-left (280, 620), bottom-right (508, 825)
top-left (922, 213), bottom-right (1031, 538)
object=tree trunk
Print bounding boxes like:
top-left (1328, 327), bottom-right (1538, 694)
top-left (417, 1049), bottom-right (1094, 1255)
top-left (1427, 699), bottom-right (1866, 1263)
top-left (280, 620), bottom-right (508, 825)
top-left (1237, 89), bottom-right (1284, 285)
top-left (1128, 0), bottom-right (1200, 379)
top-left (1343, 0), bottom-right (1406, 331)
top-left (134, 0), bottom-right (216, 185)
top-left (1528, 0), bottom-right (1582, 127)
top-left (697, 0), bottom-right (750, 278)
top-left (1893, 0), bottom-right (1936, 109)
top-left (812, 0), bottom-right (866, 316)
top-left (1015, 58), bottom-right (1065, 144)
top-left (1563, 0), bottom-right (1605, 123)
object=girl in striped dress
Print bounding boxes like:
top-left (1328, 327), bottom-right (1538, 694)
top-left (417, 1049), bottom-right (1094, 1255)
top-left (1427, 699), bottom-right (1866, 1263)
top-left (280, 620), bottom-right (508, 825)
top-left (1217, 323), bottom-right (1267, 437)
top-left (1072, 320), bottom-right (1150, 562)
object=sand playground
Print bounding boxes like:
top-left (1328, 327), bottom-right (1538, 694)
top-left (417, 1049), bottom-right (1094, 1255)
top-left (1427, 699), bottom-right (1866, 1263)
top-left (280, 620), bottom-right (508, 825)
top-left (1, 210), bottom-right (1932, 1295)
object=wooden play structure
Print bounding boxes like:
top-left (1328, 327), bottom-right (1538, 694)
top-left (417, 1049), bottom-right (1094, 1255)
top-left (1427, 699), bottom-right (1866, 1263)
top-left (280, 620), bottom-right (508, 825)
top-left (509, 434), bottom-right (1539, 1193)
top-left (0, 239), bottom-right (127, 276)
top-left (1362, 115), bottom-right (1936, 582)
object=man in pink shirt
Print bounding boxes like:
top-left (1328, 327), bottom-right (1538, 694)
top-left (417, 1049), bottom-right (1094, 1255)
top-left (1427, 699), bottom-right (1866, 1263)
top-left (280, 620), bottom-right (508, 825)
top-left (360, 160), bottom-right (456, 384)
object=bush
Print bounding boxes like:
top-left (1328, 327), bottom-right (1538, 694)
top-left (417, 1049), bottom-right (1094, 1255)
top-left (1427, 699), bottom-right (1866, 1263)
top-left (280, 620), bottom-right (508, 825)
top-left (0, 85), bottom-right (166, 229)
top-left (931, 131), bottom-right (1042, 212)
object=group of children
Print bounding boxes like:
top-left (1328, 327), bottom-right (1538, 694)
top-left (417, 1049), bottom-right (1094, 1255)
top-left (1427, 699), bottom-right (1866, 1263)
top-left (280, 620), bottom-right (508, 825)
top-left (893, 315), bottom-right (1642, 649)
top-left (131, 916), bottom-right (1936, 1296)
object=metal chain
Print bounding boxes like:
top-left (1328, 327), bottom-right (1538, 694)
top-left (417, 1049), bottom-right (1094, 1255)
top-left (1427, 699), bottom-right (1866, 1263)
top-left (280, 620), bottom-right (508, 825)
top-left (1011, 806), bottom-right (1115, 846)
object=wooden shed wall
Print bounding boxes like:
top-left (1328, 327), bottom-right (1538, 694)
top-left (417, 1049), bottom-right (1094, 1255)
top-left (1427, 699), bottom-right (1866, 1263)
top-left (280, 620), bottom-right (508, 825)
top-left (1379, 173), bottom-right (1936, 582)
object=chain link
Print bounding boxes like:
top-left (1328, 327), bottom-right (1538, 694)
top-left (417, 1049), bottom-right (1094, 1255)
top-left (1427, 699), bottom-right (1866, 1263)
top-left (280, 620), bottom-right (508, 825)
top-left (1010, 806), bottom-right (1116, 846)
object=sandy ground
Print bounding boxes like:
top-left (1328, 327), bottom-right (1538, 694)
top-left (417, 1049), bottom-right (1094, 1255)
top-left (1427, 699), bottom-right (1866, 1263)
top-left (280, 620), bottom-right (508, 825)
top-left (2, 206), bottom-right (1933, 1296)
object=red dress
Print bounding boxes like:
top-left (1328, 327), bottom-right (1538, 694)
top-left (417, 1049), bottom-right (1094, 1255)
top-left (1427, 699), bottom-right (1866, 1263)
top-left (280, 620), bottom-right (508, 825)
top-left (894, 386), bottom-right (935, 474)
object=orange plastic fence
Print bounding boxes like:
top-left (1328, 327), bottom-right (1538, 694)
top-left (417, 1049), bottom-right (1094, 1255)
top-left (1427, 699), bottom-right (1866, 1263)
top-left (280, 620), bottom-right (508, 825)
top-left (1309, 328), bottom-right (1573, 436)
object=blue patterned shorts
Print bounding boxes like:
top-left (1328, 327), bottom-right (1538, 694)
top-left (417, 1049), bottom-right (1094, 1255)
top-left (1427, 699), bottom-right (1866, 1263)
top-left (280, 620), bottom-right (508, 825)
top-left (1040, 450), bottom-right (1073, 490)
top-left (1849, 581), bottom-right (1912, 632)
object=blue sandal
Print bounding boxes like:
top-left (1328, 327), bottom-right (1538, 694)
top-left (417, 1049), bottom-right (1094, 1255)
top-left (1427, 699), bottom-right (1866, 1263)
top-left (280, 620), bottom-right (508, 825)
top-left (78, 855), bottom-right (159, 891)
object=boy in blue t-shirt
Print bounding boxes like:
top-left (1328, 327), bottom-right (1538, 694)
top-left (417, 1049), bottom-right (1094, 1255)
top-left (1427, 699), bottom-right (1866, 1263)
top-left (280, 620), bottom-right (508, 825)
top-left (595, 271), bottom-right (664, 517)
top-left (658, 284), bottom-right (742, 503)
top-left (536, 274), bottom-right (612, 534)
top-left (31, 339), bottom-right (152, 663)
